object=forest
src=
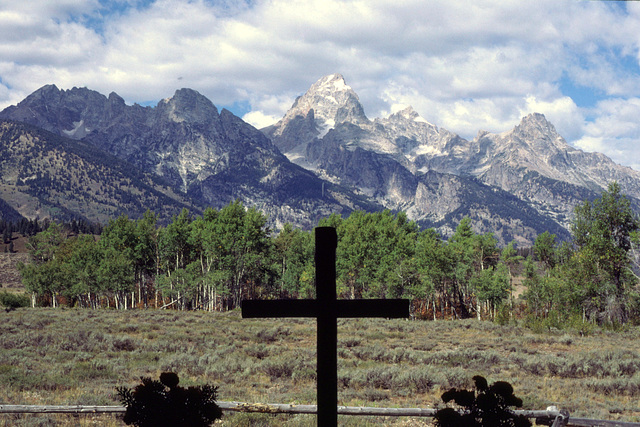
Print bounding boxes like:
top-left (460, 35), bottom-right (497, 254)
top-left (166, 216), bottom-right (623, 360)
top-left (10, 182), bottom-right (640, 327)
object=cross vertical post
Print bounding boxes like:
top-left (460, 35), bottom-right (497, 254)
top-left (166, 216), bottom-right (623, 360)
top-left (315, 227), bottom-right (338, 426)
top-left (242, 226), bottom-right (410, 426)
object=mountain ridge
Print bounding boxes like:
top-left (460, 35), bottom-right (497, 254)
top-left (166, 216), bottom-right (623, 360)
top-left (0, 84), bottom-right (381, 230)
top-left (1, 77), bottom-right (638, 245)
top-left (265, 74), bottom-right (640, 243)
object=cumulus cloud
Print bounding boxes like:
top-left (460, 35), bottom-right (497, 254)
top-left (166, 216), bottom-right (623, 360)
top-left (575, 98), bottom-right (640, 170)
top-left (242, 110), bottom-right (280, 129)
top-left (0, 0), bottom-right (640, 169)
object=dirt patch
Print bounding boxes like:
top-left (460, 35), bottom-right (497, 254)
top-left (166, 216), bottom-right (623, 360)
top-left (1, 234), bottom-right (29, 253)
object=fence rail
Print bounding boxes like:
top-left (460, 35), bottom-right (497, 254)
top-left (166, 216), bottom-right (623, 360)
top-left (1, 403), bottom-right (639, 426)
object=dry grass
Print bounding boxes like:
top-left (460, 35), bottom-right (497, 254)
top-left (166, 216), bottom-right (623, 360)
top-left (1, 308), bottom-right (640, 426)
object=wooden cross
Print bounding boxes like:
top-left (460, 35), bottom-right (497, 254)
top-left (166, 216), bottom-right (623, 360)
top-left (242, 226), bottom-right (410, 426)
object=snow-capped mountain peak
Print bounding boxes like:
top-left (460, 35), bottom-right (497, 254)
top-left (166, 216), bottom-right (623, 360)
top-left (273, 73), bottom-right (368, 134)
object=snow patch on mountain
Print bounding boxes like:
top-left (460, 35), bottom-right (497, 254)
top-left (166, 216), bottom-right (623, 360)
top-left (63, 120), bottom-right (90, 138)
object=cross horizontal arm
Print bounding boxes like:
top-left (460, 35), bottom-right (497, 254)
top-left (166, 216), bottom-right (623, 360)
top-left (336, 299), bottom-right (410, 318)
top-left (241, 299), bottom-right (410, 319)
top-left (242, 299), bottom-right (319, 318)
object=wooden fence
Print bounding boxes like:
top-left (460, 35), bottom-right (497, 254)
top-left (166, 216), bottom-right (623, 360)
top-left (1, 402), bottom-right (639, 426)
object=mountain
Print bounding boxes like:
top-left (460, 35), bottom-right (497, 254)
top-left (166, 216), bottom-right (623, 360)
top-left (3, 77), bottom-right (639, 245)
top-left (265, 74), bottom-right (640, 244)
top-left (0, 85), bottom-right (378, 228)
top-left (415, 112), bottom-right (640, 227)
top-left (263, 73), bottom-right (369, 154)
top-left (0, 120), bottom-right (198, 223)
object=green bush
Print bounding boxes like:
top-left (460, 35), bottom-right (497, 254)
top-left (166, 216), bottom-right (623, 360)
top-left (494, 305), bottom-right (512, 326)
top-left (255, 326), bottom-right (291, 343)
top-left (0, 291), bottom-right (30, 309)
top-left (584, 375), bottom-right (640, 396)
top-left (565, 314), bottom-right (596, 336)
top-left (292, 366), bottom-right (316, 383)
top-left (113, 337), bottom-right (137, 351)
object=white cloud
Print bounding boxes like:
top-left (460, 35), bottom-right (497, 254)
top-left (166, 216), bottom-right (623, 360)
top-left (242, 110), bottom-right (279, 129)
top-left (575, 98), bottom-right (640, 170)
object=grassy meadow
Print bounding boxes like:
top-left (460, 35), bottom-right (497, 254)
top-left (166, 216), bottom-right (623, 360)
top-left (1, 308), bottom-right (640, 426)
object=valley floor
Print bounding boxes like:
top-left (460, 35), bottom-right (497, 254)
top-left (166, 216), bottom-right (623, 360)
top-left (1, 309), bottom-right (639, 426)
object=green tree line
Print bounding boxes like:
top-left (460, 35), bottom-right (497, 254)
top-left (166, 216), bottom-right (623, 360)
top-left (16, 183), bottom-right (640, 326)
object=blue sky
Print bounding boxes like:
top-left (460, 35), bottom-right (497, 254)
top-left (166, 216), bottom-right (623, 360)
top-left (1, 0), bottom-right (640, 169)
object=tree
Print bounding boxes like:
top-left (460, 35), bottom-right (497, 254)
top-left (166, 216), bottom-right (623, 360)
top-left (187, 208), bottom-right (218, 311)
top-left (18, 256), bottom-right (67, 308)
top-left (272, 224), bottom-right (314, 298)
top-left (134, 211), bottom-right (159, 308)
top-left (97, 246), bottom-right (135, 309)
top-left (318, 212), bottom-right (343, 230)
top-left (383, 212), bottom-right (420, 299)
top-left (501, 242), bottom-right (524, 318)
top-left (472, 263), bottom-right (510, 320)
top-left (533, 231), bottom-right (557, 271)
top-left (413, 228), bottom-right (454, 319)
top-left (203, 201), bottom-right (271, 309)
top-left (334, 210), bottom-right (418, 299)
top-left (159, 209), bottom-right (194, 274)
top-left (447, 218), bottom-right (499, 319)
top-left (568, 182), bottom-right (640, 324)
top-left (100, 215), bottom-right (138, 309)
top-left (522, 257), bottom-right (547, 318)
top-left (19, 223), bottom-right (69, 307)
top-left (158, 209), bottom-right (195, 308)
top-left (66, 235), bottom-right (102, 308)
top-left (26, 222), bottom-right (65, 264)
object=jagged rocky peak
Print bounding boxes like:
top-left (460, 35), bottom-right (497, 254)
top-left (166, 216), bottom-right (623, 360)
top-left (510, 112), bottom-right (574, 153)
top-left (108, 91), bottom-right (125, 105)
top-left (2, 84), bottom-right (113, 136)
top-left (157, 88), bottom-right (219, 124)
top-left (514, 113), bottom-right (559, 140)
top-left (385, 106), bottom-right (439, 133)
top-left (25, 83), bottom-right (61, 102)
top-left (389, 106), bottom-right (427, 123)
top-left (277, 73), bottom-right (368, 132)
top-left (475, 129), bottom-right (491, 140)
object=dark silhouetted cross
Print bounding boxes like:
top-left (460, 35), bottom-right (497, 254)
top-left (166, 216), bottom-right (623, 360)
top-left (242, 227), bottom-right (410, 426)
